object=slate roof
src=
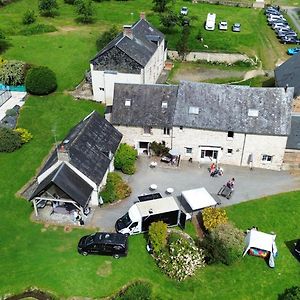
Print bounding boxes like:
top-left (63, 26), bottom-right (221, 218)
top-left (174, 81), bottom-right (293, 135)
top-left (111, 83), bottom-right (178, 127)
top-left (275, 53), bottom-right (300, 97)
top-left (91, 18), bottom-right (164, 68)
top-left (286, 115), bottom-right (300, 149)
top-left (38, 111), bottom-right (122, 185)
top-left (110, 81), bottom-right (294, 136)
top-left (30, 163), bottom-right (93, 208)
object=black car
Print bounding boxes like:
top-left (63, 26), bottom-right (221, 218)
top-left (295, 240), bottom-right (300, 260)
top-left (78, 232), bottom-right (128, 258)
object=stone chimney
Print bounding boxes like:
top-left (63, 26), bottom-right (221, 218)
top-left (57, 143), bottom-right (70, 162)
top-left (123, 25), bottom-right (133, 40)
top-left (140, 12), bottom-right (146, 20)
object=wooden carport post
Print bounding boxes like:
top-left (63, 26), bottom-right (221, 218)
top-left (33, 198), bottom-right (39, 217)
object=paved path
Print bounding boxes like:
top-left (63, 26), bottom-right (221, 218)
top-left (284, 7), bottom-right (300, 33)
top-left (90, 157), bottom-right (300, 231)
top-left (0, 92), bottom-right (27, 120)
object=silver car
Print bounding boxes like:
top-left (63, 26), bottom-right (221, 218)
top-left (232, 23), bottom-right (241, 32)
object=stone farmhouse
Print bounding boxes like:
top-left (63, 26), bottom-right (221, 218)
top-left (110, 81), bottom-right (294, 171)
top-left (90, 13), bottom-right (167, 105)
top-left (29, 111), bottom-right (122, 215)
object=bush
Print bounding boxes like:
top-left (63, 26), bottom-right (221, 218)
top-left (150, 141), bottom-right (170, 156)
top-left (96, 26), bottom-right (119, 51)
top-left (38, 0), bottom-right (58, 17)
top-left (100, 172), bottom-right (131, 203)
top-left (19, 24), bottom-right (57, 35)
top-left (22, 10), bottom-right (36, 25)
top-left (114, 143), bottom-right (137, 175)
top-left (198, 223), bottom-right (244, 265)
top-left (25, 66), bottom-right (57, 95)
top-left (64, 0), bottom-right (75, 3)
top-left (14, 128), bottom-right (33, 144)
top-left (5, 109), bottom-right (17, 117)
top-left (0, 60), bottom-right (28, 86)
top-left (114, 281), bottom-right (152, 300)
top-left (202, 207), bottom-right (228, 231)
top-left (74, 0), bottom-right (94, 24)
top-left (148, 221), bottom-right (168, 254)
top-left (278, 286), bottom-right (300, 300)
top-left (156, 237), bottom-right (205, 281)
top-left (0, 127), bottom-right (22, 152)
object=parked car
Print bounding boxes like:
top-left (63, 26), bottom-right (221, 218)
top-left (265, 6), bottom-right (280, 14)
top-left (280, 36), bottom-right (300, 44)
top-left (219, 21), bottom-right (228, 30)
top-left (294, 239), bottom-right (300, 260)
top-left (272, 23), bottom-right (290, 30)
top-left (278, 31), bottom-right (297, 38)
top-left (268, 15), bottom-right (286, 23)
top-left (232, 23), bottom-right (241, 32)
top-left (180, 7), bottom-right (188, 15)
top-left (276, 27), bottom-right (294, 34)
top-left (78, 232), bottom-right (128, 258)
top-left (269, 19), bottom-right (288, 25)
top-left (287, 47), bottom-right (300, 55)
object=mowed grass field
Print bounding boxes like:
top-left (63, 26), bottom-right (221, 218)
top-left (0, 0), bottom-right (299, 299)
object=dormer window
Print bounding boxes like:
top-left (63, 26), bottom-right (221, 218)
top-left (162, 101), bottom-right (168, 108)
top-left (125, 99), bottom-right (131, 107)
top-left (189, 106), bottom-right (199, 115)
top-left (248, 109), bottom-right (259, 117)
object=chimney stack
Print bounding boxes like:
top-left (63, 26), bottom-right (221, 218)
top-left (123, 25), bottom-right (133, 40)
top-left (140, 12), bottom-right (146, 20)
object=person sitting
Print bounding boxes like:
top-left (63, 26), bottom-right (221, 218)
top-left (226, 178), bottom-right (235, 190)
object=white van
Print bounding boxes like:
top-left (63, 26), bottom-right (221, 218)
top-left (205, 13), bottom-right (216, 31)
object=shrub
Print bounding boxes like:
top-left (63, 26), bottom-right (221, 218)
top-left (114, 281), bottom-right (152, 300)
top-left (148, 221), bottom-right (168, 254)
top-left (150, 141), bottom-right (170, 156)
top-left (74, 0), bottom-right (94, 24)
top-left (114, 143), bottom-right (137, 175)
top-left (14, 128), bottom-right (33, 144)
top-left (100, 172), bottom-right (131, 203)
top-left (156, 237), bottom-right (205, 281)
top-left (202, 207), bottom-right (228, 231)
top-left (38, 0), bottom-right (58, 17)
top-left (19, 24), bottom-right (57, 35)
top-left (25, 66), bottom-right (57, 95)
top-left (64, 0), bottom-right (75, 3)
top-left (0, 60), bottom-right (28, 86)
top-left (278, 286), bottom-right (300, 300)
top-left (96, 26), bottom-right (119, 51)
top-left (22, 10), bottom-right (36, 25)
top-left (5, 109), bottom-right (17, 117)
top-left (198, 223), bottom-right (244, 265)
top-left (0, 127), bottom-right (22, 152)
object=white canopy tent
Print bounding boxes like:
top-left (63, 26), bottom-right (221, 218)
top-left (243, 229), bottom-right (277, 256)
top-left (181, 187), bottom-right (217, 211)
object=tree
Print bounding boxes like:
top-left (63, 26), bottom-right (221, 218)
top-left (152, 0), bottom-right (171, 13)
top-left (159, 10), bottom-right (178, 31)
top-left (38, 0), bottom-right (58, 17)
top-left (148, 221), bottom-right (168, 254)
top-left (22, 10), bottom-right (36, 25)
top-left (74, 0), bottom-right (93, 23)
top-left (114, 143), bottom-right (137, 175)
top-left (176, 25), bottom-right (190, 60)
top-left (278, 286), bottom-right (300, 300)
top-left (96, 26), bottom-right (119, 51)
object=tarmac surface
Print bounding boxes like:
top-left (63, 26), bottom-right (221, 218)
top-left (89, 157), bottom-right (300, 231)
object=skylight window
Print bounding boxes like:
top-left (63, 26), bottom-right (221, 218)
top-left (162, 101), bottom-right (168, 108)
top-left (125, 99), bottom-right (131, 107)
top-left (189, 106), bottom-right (199, 115)
top-left (248, 109), bottom-right (259, 117)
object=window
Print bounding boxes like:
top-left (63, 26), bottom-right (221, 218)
top-left (227, 148), bottom-right (233, 155)
top-left (163, 127), bottom-right (170, 135)
top-left (179, 126), bottom-right (183, 131)
top-left (99, 87), bottom-right (104, 91)
top-left (201, 149), bottom-right (218, 159)
top-left (161, 101), bottom-right (168, 108)
top-left (185, 147), bottom-right (192, 154)
top-left (262, 154), bottom-right (272, 162)
top-left (125, 99), bottom-right (131, 107)
top-left (189, 106), bottom-right (199, 115)
top-left (227, 131), bottom-right (234, 138)
top-left (143, 126), bottom-right (152, 134)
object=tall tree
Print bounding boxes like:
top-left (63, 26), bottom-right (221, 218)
top-left (38, 0), bottom-right (58, 17)
top-left (152, 0), bottom-right (171, 13)
top-left (176, 25), bottom-right (190, 60)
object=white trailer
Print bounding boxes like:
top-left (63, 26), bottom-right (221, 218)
top-left (205, 13), bottom-right (216, 31)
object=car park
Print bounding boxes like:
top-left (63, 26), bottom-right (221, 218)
top-left (180, 7), bottom-right (188, 16)
top-left (219, 21), bottom-right (228, 30)
top-left (287, 47), bottom-right (300, 55)
top-left (77, 232), bottom-right (128, 258)
top-left (232, 23), bottom-right (241, 32)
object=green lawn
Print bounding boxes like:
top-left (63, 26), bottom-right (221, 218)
top-left (0, 0), bottom-right (299, 298)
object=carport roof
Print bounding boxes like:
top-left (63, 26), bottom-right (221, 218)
top-left (30, 163), bottom-right (93, 208)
